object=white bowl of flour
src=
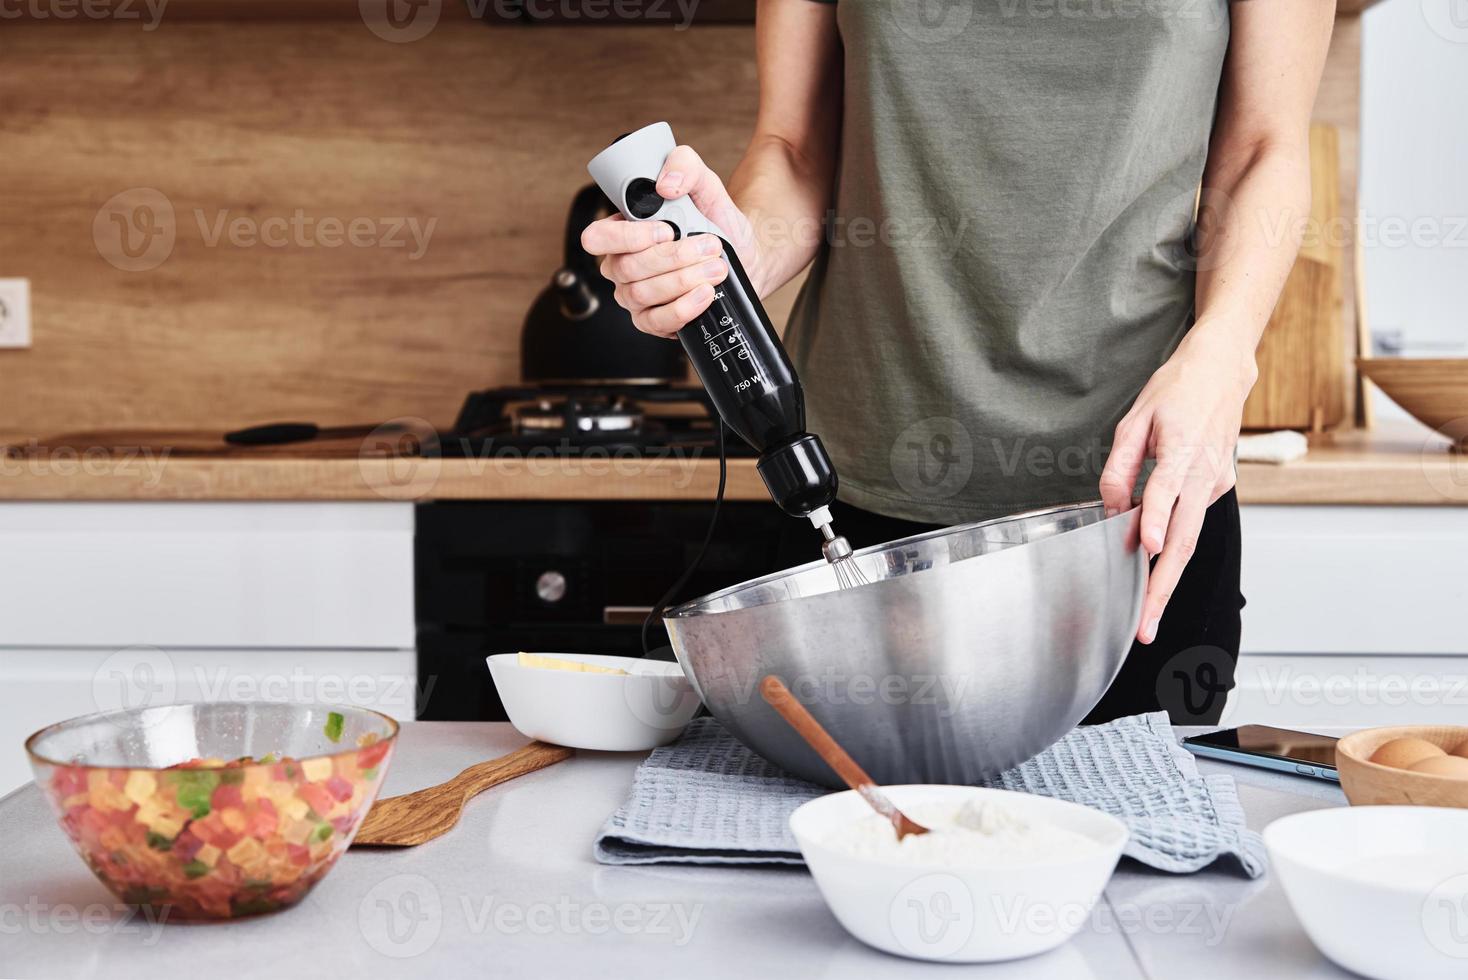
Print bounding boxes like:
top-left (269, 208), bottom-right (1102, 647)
top-left (790, 786), bottom-right (1127, 963)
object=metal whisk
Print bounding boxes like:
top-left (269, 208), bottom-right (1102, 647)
top-left (818, 523), bottom-right (870, 590)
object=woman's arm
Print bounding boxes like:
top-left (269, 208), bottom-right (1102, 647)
top-left (728, 0), bottom-right (843, 297)
top-left (582, 0), bottom-right (841, 335)
top-left (1099, 0), bottom-right (1335, 644)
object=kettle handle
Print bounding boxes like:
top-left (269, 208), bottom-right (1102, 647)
top-left (564, 183), bottom-right (614, 277)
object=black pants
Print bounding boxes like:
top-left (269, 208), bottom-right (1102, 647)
top-left (776, 493), bottom-right (1244, 726)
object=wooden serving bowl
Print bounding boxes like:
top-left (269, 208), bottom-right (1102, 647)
top-left (1336, 725), bottom-right (1468, 807)
top-left (1356, 358), bottom-right (1468, 450)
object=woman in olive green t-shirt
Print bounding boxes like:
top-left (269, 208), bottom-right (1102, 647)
top-left (584, 0), bottom-right (1334, 723)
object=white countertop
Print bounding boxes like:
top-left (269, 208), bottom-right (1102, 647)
top-left (0, 723), bottom-right (1354, 979)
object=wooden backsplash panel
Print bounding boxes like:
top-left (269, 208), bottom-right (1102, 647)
top-left (2, 12), bottom-right (1364, 437)
top-left (0, 20), bottom-right (765, 433)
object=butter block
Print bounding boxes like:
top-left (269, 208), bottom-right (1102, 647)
top-left (517, 652), bottom-right (628, 675)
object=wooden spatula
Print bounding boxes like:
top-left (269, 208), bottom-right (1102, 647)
top-left (760, 676), bottom-right (929, 840)
top-left (352, 741), bottom-right (572, 847)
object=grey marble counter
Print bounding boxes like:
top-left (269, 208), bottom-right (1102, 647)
top-left (0, 723), bottom-right (1352, 979)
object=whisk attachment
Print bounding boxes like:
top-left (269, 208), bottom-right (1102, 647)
top-left (811, 507), bottom-right (869, 590)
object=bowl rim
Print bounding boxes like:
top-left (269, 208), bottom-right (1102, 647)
top-left (24, 700), bottom-right (400, 772)
top-left (1264, 804), bottom-right (1468, 893)
top-left (1337, 725), bottom-right (1468, 782)
top-left (789, 784), bottom-right (1129, 873)
top-left (486, 651), bottom-right (687, 680)
top-left (665, 500), bottom-right (1131, 620)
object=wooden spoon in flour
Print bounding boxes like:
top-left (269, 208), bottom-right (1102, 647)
top-left (760, 675), bottom-right (929, 840)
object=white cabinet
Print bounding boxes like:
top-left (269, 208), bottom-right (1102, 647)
top-left (1235, 505), bottom-right (1468, 729)
top-left (0, 502), bottom-right (414, 648)
top-left (0, 503), bottom-right (416, 794)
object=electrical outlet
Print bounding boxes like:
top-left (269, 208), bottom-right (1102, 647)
top-left (0, 278), bottom-right (31, 349)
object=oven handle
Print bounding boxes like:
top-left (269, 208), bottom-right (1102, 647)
top-left (603, 605), bottom-right (656, 626)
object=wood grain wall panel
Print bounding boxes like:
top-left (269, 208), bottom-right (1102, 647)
top-left (0, 20), bottom-right (762, 432)
top-left (1, 11), bottom-right (1364, 435)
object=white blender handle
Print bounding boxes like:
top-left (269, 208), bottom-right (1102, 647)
top-left (586, 122), bottom-right (729, 242)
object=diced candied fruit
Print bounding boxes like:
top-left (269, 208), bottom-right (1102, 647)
top-left (48, 740), bottom-right (387, 920)
top-left (245, 801), bottom-right (278, 838)
top-left (357, 741), bottom-right (390, 769)
top-left (226, 837), bottom-right (265, 868)
top-left (53, 767), bottom-right (88, 797)
top-left (87, 772), bottom-right (132, 812)
top-left (297, 783), bottom-right (335, 818)
top-left (147, 813), bottom-right (186, 840)
top-left (123, 771), bottom-right (157, 805)
top-left (212, 783), bottom-right (245, 811)
top-left (282, 819), bottom-right (314, 847)
top-left (300, 757), bottom-right (333, 783)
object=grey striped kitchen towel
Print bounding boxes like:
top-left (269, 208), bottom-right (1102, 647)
top-left (594, 712), bottom-right (1268, 877)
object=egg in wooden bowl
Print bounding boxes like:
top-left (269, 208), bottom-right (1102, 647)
top-left (1336, 725), bottom-right (1468, 808)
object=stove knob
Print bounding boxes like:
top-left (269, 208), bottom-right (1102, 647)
top-left (535, 570), bottom-right (568, 604)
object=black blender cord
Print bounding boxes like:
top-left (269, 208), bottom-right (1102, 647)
top-left (641, 421), bottom-right (728, 659)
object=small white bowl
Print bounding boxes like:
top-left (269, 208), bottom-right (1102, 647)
top-left (485, 653), bottom-right (701, 752)
top-left (1265, 806), bottom-right (1468, 980)
top-left (789, 785), bottom-right (1128, 963)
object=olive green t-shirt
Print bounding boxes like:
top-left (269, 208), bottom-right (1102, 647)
top-left (787, 0), bottom-right (1231, 523)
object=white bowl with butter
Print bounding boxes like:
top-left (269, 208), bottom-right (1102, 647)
top-left (789, 785), bottom-right (1128, 963)
top-left (486, 652), bottom-right (701, 752)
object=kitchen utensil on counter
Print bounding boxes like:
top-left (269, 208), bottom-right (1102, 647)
top-left (760, 676), bottom-right (928, 840)
top-left (223, 419), bottom-right (435, 450)
top-left (486, 652), bottom-right (702, 751)
top-left (788, 785), bottom-right (1127, 962)
top-left (520, 184), bottom-right (687, 386)
top-left (1265, 806), bottom-right (1468, 979)
top-left (353, 741), bottom-right (571, 846)
top-left (588, 123), bottom-right (862, 580)
top-left (1355, 358), bottom-right (1468, 450)
top-left (25, 702), bottom-right (397, 920)
top-left (3, 419), bottom-right (438, 459)
top-left (1336, 724), bottom-right (1468, 807)
top-left (664, 502), bottom-right (1146, 787)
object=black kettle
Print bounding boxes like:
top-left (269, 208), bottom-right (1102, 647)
top-left (520, 184), bottom-right (687, 386)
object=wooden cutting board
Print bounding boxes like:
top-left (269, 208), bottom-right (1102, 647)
top-left (1, 421), bottom-right (437, 459)
top-left (1241, 123), bottom-right (1346, 432)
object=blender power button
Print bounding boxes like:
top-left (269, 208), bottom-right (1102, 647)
top-left (625, 178), bottom-right (664, 220)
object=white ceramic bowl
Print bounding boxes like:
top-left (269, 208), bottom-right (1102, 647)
top-left (1265, 806), bottom-right (1468, 980)
top-left (485, 653), bottom-right (701, 752)
top-left (789, 785), bottom-right (1128, 962)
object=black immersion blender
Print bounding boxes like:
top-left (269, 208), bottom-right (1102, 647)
top-left (588, 122), bottom-right (859, 570)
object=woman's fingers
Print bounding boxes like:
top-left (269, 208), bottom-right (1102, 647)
top-left (633, 283), bottom-right (718, 337)
top-left (616, 258), bottom-right (728, 314)
top-left (601, 234), bottom-right (723, 287)
top-left (658, 146), bottom-right (742, 235)
top-left (1099, 416), bottom-right (1149, 517)
top-left (1137, 486), bottom-right (1209, 645)
top-left (1138, 449), bottom-right (1188, 557)
top-left (580, 214), bottom-right (673, 257)
top-left (579, 145), bottom-right (750, 339)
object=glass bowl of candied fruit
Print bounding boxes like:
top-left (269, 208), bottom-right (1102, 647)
top-left (25, 701), bottom-right (397, 920)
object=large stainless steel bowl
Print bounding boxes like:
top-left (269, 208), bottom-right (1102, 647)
top-left (664, 502), bottom-right (1146, 787)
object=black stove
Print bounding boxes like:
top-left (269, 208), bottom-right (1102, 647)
top-left (440, 384), bottom-right (758, 459)
top-left (415, 383), bottom-right (776, 722)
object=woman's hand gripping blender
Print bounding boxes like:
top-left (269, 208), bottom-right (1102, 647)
top-left (586, 123), bottom-right (863, 583)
